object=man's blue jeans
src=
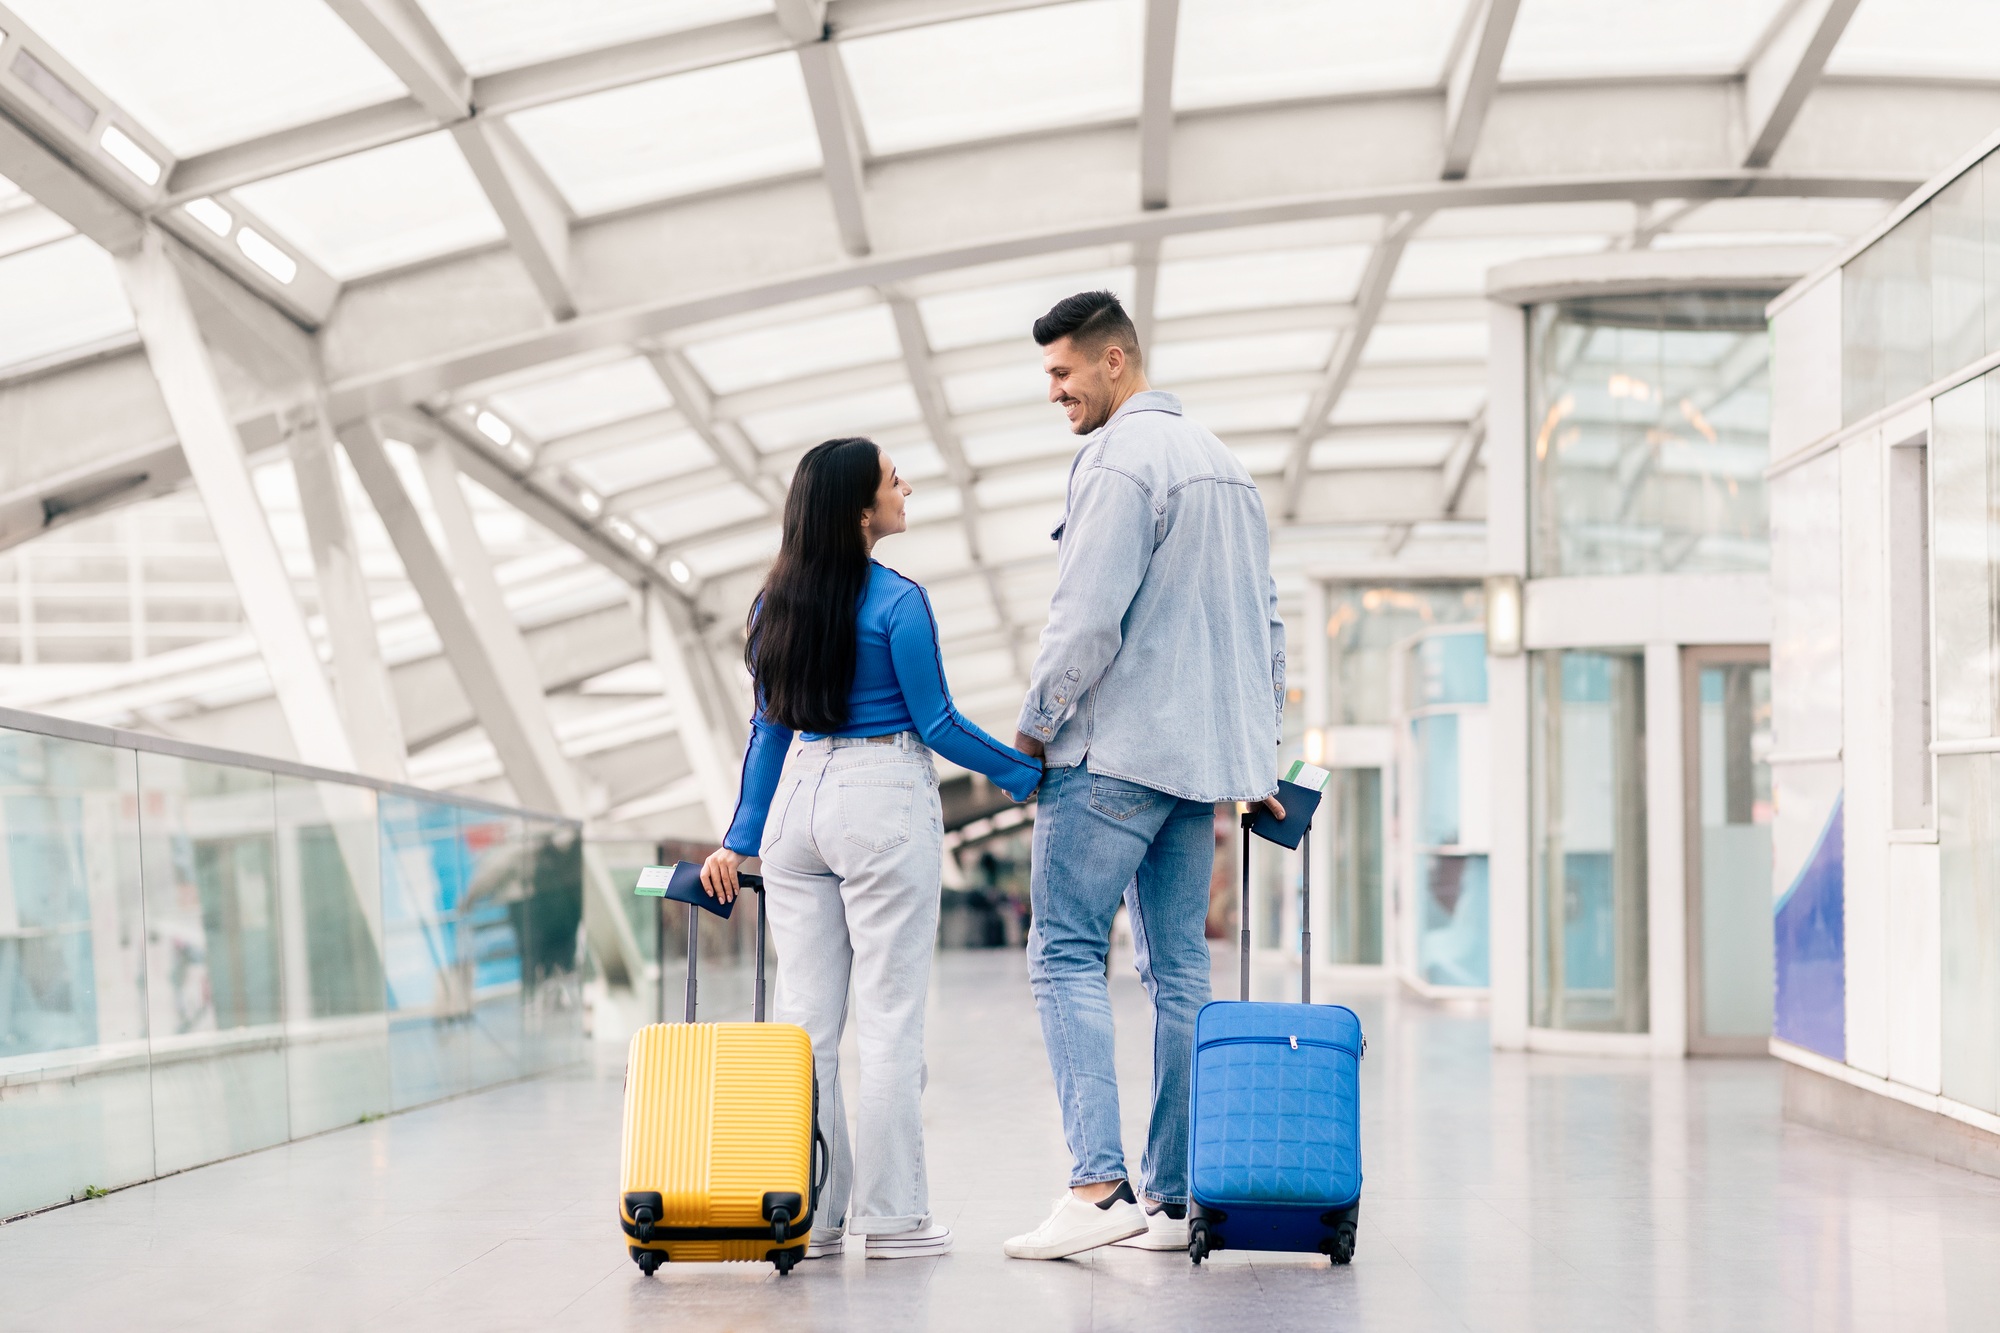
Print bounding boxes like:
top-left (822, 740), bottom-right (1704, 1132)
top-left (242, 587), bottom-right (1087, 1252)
top-left (1027, 763), bottom-right (1215, 1205)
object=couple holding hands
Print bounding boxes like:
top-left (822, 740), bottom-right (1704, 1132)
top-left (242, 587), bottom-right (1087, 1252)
top-left (699, 290), bottom-right (1287, 1262)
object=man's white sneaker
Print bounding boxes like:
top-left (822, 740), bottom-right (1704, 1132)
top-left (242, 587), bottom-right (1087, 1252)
top-left (1113, 1207), bottom-right (1189, 1251)
top-left (865, 1224), bottom-right (953, 1259)
top-left (1002, 1189), bottom-right (1148, 1260)
top-left (805, 1228), bottom-right (844, 1259)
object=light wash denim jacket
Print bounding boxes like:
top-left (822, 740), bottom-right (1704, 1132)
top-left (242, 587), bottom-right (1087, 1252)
top-left (1016, 390), bottom-right (1285, 803)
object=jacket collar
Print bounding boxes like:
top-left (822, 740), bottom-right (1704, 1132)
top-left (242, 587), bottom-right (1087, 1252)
top-left (1101, 389), bottom-right (1181, 429)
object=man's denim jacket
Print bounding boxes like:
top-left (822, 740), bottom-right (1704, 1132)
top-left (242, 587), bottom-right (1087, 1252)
top-left (1017, 391), bottom-right (1284, 802)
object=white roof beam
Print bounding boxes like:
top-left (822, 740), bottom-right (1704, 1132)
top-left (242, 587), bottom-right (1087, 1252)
top-left (1441, 0), bottom-right (1522, 180)
top-left (642, 348), bottom-right (787, 509)
top-left (1741, 0), bottom-right (1865, 169)
top-left (1137, 0), bottom-right (1180, 210)
top-left (322, 0), bottom-right (578, 319)
top-left (1279, 212), bottom-right (1423, 519)
top-left (780, 0), bottom-right (873, 257)
top-left (643, 586), bottom-right (741, 841)
top-left (1439, 412), bottom-right (1486, 518)
top-left (1131, 237), bottom-right (1161, 351)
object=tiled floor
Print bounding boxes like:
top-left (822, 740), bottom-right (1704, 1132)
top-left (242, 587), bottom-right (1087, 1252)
top-left (6, 949), bottom-right (2000, 1331)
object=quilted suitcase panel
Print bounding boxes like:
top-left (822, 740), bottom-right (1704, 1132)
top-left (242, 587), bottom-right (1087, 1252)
top-left (1189, 1000), bottom-right (1362, 1210)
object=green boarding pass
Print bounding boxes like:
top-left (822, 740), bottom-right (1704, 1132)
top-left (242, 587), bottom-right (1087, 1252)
top-left (1282, 759), bottom-right (1332, 792)
top-left (634, 865), bottom-right (674, 897)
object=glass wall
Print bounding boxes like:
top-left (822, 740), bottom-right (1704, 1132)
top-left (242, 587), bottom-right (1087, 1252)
top-left (1690, 660), bottom-right (1774, 1046)
top-left (1528, 291), bottom-right (1773, 577)
top-left (1325, 768), bottom-right (1382, 965)
top-left (0, 717), bottom-right (582, 1220)
top-left (1530, 650), bottom-right (1649, 1033)
top-left (1842, 143), bottom-right (2000, 425)
top-left (1932, 367), bottom-right (2000, 1113)
top-left (1398, 629), bottom-right (1490, 988)
top-left (1323, 583), bottom-right (1482, 725)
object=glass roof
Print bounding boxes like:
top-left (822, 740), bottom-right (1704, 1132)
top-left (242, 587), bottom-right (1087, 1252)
top-left (1828, 0), bottom-right (2000, 77)
top-left (5, 0), bottom-right (406, 157)
top-left (917, 264), bottom-right (1137, 352)
top-left (681, 303), bottom-right (902, 395)
top-left (1150, 330), bottom-right (1337, 382)
top-left (1503, 0), bottom-right (1791, 79)
top-left (507, 54), bottom-right (819, 215)
top-left (568, 431), bottom-right (713, 495)
top-left (1155, 247), bottom-right (1371, 319)
top-left (842, 0), bottom-right (1141, 155)
top-left (487, 357), bottom-right (673, 439)
top-left (738, 384), bottom-right (923, 452)
top-left (1363, 322), bottom-right (1490, 365)
top-left (1174, 0), bottom-right (1462, 110)
top-left (417, 0), bottom-right (774, 76)
top-left (0, 236), bottom-right (132, 370)
top-left (232, 132), bottom-right (503, 280)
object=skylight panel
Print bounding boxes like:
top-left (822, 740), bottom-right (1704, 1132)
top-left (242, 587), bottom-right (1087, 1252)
top-left (1149, 331), bottom-right (1336, 384)
top-left (1174, 0), bottom-right (1461, 110)
top-left (569, 432), bottom-right (716, 495)
top-left (942, 364), bottom-right (1050, 416)
top-left (1162, 217), bottom-right (1383, 260)
top-left (739, 384), bottom-right (922, 452)
top-left (4, 0), bottom-right (407, 157)
top-left (1826, 0), bottom-right (2000, 79)
top-left (962, 425), bottom-right (1077, 471)
top-left (1155, 247), bottom-right (1371, 319)
top-left (1503, 0), bottom-right (1790, 79)
top-left (842, 0), bottom-right (1141, 156)
top-left (679, 525), bottom-right (781, 578)
top-left (632, 482), bottom-right (768, 544)
top-left (682, 304), bottom-right (901, 395)
top-left (231, 132), bottom-right (503, 280)
top-left (1310, 432), bottom-right (1460, 470)
top-left (507, 54), bottom-right (819, 215)
top-left (1391, 235), bottom-right (1604, 298)
top-left (417, 0), bottom-right (773, 76)
top-left (0, 236), bottom-right (133, 371)
top-left (1362, 322), bottom-right (1490, 364)
top-left (917, 266), bottom-right (1135, 352)
top-left (488, 357), bottom-right (673, 439)
top-left (1177, 392), bottom-right (1309, 435)
top-left (1329, 386), bottom-right (1485, 426)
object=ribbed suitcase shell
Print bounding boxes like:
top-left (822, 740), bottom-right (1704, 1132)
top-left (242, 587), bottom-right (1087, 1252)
top-left (620, 1021), bottom-right (814, 1264)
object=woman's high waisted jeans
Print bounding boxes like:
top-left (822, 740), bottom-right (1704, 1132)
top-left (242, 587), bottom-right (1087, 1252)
top-left (758, 732), bottom-right (944, 1236)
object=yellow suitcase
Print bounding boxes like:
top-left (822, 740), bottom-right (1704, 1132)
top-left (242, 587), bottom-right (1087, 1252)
top-left (621, 867), bottom-right (824, 1276)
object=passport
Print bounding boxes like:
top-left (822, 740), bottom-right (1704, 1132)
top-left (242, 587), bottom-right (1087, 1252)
top-left (634, 861), bottom-right (762, 918)
top-left (1248, 778), bottom-right (1322, 850)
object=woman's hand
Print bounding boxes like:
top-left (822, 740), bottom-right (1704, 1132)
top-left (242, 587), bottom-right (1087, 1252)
top-left (700, 847), bottom-right (747, 904)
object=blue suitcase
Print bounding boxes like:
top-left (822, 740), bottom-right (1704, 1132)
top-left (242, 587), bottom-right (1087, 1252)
top-left (1187, 806), bottom-right (1364, 1266)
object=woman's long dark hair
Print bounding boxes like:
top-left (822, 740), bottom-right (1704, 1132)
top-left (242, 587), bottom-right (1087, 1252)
top-left (746, 437), bottom-right (883, 732)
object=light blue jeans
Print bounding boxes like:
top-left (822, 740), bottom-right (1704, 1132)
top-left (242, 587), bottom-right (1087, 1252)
top-left (759, 733), bottom-right (944, 1236)
top-left (1027, 762), bottom-right (1215, 1205)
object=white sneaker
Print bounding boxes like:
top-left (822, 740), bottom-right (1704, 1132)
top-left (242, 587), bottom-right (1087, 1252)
top-left (1003, 1189), bottom-right (1148, 1260)
top-left (1113, 1206), bottom-right (1188, 1251)
top-left (865, 1224), bottom-right (953, 1259)
top-left (805, 1228), bottom-right (844, 1259)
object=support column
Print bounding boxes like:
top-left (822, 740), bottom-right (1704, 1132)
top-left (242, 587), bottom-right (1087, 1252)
top-left (1646, 639), bottom-right (1689, 1058)
top-left (290, 399), bottom-right (408, 782)
top-left (115, 228), bottom-right (357, 773)
top-left (644, 587), bottom-right (741, 841)
top-left (340, 419), bottom-right (644, 989)
top-left (1486, 299), bottom-right (1531, 1051)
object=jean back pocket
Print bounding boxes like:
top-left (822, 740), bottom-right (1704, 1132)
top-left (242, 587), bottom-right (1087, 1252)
top-left (838, 773), bottom-right (918, 852)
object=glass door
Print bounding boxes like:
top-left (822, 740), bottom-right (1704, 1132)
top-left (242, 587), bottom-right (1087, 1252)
top-left (1683, 648), bottom-right (1774, 1055)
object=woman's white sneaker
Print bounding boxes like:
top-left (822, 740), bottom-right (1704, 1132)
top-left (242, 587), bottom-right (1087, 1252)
top-left (865, 1224), bottom-right (954, 1259)
top-left (805, 1227), bottom-right (845, 1259)
top-left (1113, 1206), bottom-right (1189, 1251)
top-left (1002, 1186), bottom-right (1148, 1260)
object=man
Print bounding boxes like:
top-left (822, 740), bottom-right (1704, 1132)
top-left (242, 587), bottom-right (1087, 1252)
top-left (1003, 291), bottom-right (1285, 1260)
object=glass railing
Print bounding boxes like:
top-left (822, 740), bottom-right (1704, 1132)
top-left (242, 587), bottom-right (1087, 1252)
top-left (0, 707), bottom-right (584, 1221)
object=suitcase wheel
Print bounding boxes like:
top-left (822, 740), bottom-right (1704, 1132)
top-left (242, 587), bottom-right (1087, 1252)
top-left (632, 1247), bottom-right (664, 1276)
top-left (1188, 1219), bottom-right (1210, 1266)
top-left (1324, 1221), bottom-right (1356, 1266)
top-left (772, 1248), bottom-right (798, 1276)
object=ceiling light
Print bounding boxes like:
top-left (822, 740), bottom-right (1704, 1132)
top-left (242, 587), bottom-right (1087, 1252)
top-left (577, 487), bottom-right (603, 516)
top-left (235, 227), bottom-right (297, 284)
top-left (99, 125), bottom-right (160, 186)
top-left (474, 410), bottom-right (513, 446)
top-left (184, 197), bottom-right (232, 238)
top-left (634, 535), bottom-right (658, 558)
top-left (12, 49), bottom-right (94, 133)
top-left (508, 439), bottom-right (532, 464)
top-left (669, 560), bottom-right (692, 585)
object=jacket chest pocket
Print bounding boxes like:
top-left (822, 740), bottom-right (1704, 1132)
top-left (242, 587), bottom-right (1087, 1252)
top-left (838, 774), bottom-right (918, 852)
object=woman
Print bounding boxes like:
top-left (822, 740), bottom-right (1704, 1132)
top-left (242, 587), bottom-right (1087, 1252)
top-left (700, 437), bottom-right (1041, 1262)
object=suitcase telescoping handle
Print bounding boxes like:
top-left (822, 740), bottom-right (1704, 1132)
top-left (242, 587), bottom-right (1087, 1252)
top-left (1238, 808), bottom-right (1312, 1005)
top-left (678, 872), bottom-right (768, 1023)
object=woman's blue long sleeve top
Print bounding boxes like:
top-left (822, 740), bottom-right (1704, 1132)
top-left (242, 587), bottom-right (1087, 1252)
top-left (722, 563), bottom-right (1043, 855)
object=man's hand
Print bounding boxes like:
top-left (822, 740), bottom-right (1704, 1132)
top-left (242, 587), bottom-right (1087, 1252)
top-left (1257, 794), bottom-right (1286, 822)
top-left (1014, 732), bottom-right (1047, 760)
top-left (700, 847), bottom-right (746, 904)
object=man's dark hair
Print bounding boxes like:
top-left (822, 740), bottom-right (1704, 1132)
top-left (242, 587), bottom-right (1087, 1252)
top-left (1032, 290), bottom-right (1141, 365)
